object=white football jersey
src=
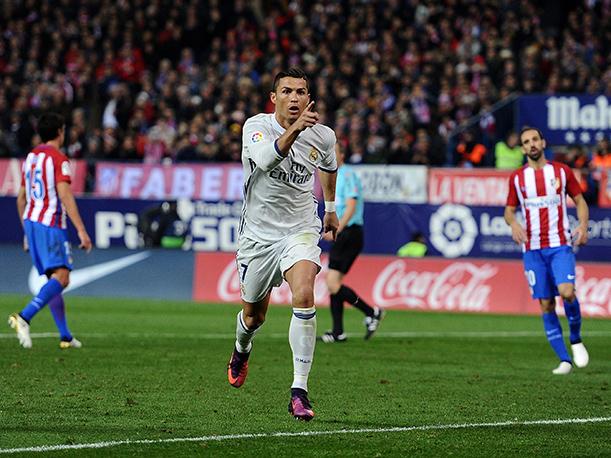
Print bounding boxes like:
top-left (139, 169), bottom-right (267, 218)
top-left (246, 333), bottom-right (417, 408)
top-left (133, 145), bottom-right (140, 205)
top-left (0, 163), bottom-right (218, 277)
top-left (239, 113), bottom-right (337, 243)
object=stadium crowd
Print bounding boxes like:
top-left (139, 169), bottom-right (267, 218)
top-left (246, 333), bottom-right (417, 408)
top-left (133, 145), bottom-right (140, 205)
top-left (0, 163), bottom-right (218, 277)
top-left (0, 0), bottom-right (609, 174)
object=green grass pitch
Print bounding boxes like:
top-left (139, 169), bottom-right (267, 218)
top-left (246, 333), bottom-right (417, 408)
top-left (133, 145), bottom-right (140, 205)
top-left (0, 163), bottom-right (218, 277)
top-left (1, 294), bottom-right (610, 456)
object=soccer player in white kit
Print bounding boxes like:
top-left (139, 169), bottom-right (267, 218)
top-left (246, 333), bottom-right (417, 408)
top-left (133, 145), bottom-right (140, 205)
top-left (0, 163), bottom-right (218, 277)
top-left (227, 68), bottom-right (339, 421)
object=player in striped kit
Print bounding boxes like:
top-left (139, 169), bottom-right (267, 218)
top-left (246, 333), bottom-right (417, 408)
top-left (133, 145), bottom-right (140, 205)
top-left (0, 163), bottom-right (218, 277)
top-left (227, 68), bottom-right (338, 421)
top-left (9, 112), bottom-right (92, 349)
top-left (505, 126), bottom-right (589, 375)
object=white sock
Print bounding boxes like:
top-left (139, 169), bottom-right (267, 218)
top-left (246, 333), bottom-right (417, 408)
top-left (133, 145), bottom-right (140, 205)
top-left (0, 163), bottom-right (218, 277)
top-left (235, 310), bottom-right (260, 353)
top-left (289, 306), bottom-right (317, 392)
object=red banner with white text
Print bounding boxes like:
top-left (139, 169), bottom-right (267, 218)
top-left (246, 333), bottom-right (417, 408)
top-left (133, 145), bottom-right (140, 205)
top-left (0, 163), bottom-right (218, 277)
top-left (94, 162), bottom-right (245, 200)
top-left (428, 168), bottom-right (589, 207)
top-left (193, 252), bottom-right (611, 317)
top-left (428, 168), bottom-right (511, 206)
top-left (0, 158), bottom-right (87, 196)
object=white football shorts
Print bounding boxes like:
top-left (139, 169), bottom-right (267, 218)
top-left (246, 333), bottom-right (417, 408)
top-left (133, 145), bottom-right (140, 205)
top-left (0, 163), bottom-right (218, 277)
top-left (236, 231), bottom-right (322, 303)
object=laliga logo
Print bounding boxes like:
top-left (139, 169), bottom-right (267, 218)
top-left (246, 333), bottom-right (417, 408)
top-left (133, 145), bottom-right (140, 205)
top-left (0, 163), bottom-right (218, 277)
top-left (429, 204), bottom-right (478, 258)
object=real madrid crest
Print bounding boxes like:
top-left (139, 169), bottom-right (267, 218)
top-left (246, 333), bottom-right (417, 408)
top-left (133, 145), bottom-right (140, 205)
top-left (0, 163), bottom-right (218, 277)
top-left (309, 147), bottom-right (318, 162)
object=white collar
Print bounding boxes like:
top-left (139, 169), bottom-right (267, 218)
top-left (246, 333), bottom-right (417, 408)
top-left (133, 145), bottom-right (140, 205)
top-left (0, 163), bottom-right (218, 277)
top-left (271, 113), bottom-right (286, 133)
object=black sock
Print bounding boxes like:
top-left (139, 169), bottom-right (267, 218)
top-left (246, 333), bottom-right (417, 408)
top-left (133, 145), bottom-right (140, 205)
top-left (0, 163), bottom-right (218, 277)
top-left (330, 293), bottom-right (344, 335)
top-left (338, 285), bottom-right (374, 317)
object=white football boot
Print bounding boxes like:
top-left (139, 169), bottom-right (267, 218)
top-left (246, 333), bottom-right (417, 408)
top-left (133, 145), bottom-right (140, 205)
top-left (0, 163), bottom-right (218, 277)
top-left (8, 313), bottom-right (32, 349)
top-left (552, 361), bottom-right (572, 375)
top-left (571, 342), bottom-right (589, 368)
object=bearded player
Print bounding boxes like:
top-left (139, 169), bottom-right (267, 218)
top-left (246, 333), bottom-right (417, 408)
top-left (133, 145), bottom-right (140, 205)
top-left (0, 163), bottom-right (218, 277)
top-left (505, 126), bottom-right (589, 375)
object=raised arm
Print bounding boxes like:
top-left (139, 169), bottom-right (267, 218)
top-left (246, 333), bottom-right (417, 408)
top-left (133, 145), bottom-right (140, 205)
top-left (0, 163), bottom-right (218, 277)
top-left (245, 102), bottom-right (320, 171)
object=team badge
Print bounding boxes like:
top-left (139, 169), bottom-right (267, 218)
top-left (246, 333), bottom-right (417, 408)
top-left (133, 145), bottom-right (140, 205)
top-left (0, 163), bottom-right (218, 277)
top-left (551, 177), bottom-right (560, 190)
top-left (309, 147), bottom-right (318, 161)
top-left (251, 132), bottom-right (264, 143)
top-left (61, 161), bottom-right (71, 177)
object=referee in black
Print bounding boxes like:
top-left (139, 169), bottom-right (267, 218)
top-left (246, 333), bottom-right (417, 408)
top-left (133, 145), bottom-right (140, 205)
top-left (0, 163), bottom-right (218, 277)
top-left (320, 145), bottom-right (384, 343)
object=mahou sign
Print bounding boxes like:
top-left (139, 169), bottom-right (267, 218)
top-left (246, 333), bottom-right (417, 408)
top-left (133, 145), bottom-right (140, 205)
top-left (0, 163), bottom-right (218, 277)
top-left (193, 253), bottom-right (611, 317)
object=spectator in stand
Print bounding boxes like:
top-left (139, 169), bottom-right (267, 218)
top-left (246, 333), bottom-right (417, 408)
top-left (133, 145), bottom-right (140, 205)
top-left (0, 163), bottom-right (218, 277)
top-left (455, 130), bottom-right (487, 168)
top-left (397, 232), bottom-right (428, 258)
top-left (495, 131), bottom-right (523, 170)
top-left (564, 145), bottom-right (589, 171)
top-left (589, 139), bottom-right (611, 203)
top-left (0, 0), bottom-right (608, 174)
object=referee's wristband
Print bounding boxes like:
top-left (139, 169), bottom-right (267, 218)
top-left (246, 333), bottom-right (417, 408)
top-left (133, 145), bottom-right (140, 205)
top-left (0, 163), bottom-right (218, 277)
top-left (324, 201), bottom-right (336, 213)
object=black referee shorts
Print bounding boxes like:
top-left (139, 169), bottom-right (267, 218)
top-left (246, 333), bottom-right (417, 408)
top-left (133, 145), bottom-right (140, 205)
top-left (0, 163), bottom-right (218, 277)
top-left (328, 225), bottom-right (364, 274)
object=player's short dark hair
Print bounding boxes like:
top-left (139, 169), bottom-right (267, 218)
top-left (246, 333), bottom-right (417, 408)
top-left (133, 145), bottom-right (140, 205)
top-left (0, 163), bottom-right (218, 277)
top-left (519, 126), bottom-right (544, 145)
top-left (37, 112), bottom-right (65, 142)
top-left (272, 67), bottom-right (309, 93)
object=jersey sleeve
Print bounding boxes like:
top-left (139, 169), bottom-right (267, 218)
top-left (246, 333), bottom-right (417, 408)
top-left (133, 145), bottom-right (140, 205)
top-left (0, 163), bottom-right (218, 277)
top-left (563, 165), bottom-right (582, 198)
top-left (242, 117), bottom-right (285, 171)
top-left (506, 171), bottom-right (519, 206)
top-left (54, 154), bottom-right (72, 184)
top-left (318, 128), bottom-right (337, 173)
top-left (344, 170), bottom-right (360, 199)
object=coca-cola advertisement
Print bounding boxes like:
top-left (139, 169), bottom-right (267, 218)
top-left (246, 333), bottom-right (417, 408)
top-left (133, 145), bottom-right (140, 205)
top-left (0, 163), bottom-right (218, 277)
top-left (193, 252), bottom-right (611, 318)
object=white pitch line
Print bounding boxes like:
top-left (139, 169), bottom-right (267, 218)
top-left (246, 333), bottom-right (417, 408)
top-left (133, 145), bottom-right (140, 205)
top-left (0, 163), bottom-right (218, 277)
top-left (1, 416), bottom-right (610, 454)
top-left (2, 330), bottom-right (611, 340)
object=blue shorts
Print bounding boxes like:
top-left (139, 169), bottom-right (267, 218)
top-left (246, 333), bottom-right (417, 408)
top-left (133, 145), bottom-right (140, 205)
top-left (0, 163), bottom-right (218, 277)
top-left (522, 245), bottom-right (576, 299)
top-left (24, 220), bottom-right (73, 276)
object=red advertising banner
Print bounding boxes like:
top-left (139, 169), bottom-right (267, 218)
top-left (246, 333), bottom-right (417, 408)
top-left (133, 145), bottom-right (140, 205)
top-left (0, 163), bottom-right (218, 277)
top-left (193, 252), bottom-right (611, 317)
top-left (429, 167), bottom-right (587, 207)
top-left (94, 162), bottom-right (245, 200)
top-left (429, 168), bottom-right (511, 206)
top-left (0, 158), bottom-right (87, 196)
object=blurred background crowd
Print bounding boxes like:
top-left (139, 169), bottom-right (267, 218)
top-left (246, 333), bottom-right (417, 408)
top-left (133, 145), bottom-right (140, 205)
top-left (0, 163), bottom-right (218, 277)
top-left (0, 0), bottom-right (609, 193)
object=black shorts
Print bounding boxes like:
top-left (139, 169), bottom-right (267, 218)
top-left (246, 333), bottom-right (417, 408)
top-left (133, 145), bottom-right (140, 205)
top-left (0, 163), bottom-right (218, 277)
top-left (328, 225), bottom-right (364, 274)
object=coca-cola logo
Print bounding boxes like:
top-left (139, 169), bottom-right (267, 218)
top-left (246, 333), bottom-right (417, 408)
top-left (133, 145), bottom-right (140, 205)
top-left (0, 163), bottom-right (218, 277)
top-left (372, 259), bottom-right (497, 311)
top-left (574, 266), bottom-right (611, 316)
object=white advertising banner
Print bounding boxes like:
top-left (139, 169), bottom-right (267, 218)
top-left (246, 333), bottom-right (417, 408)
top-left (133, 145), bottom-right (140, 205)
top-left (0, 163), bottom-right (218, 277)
top-left (351, 165), bottom-right (428, 203)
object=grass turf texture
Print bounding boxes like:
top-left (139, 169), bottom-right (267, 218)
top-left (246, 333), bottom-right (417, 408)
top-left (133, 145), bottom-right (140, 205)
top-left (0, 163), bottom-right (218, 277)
top-left (1, 294), bottom-right (610, 456)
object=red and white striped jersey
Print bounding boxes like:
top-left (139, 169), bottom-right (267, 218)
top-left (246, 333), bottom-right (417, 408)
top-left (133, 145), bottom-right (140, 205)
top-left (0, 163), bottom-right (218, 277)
top-left (506, 161), bottom-right (582, 251)
top-left (21, 144), bottom-right (72, 229)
